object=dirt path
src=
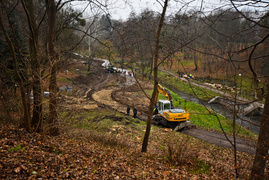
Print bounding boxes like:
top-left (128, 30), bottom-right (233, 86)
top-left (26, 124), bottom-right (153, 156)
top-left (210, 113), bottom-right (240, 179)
top-left (92, 73), bottom-right (138, 115)
top-left (92, 88), bottom-right (125, 112)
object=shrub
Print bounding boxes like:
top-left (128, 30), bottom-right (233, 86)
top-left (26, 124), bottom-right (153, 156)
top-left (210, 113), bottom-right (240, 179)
top-left (165, 137), bottom-right (199, 165)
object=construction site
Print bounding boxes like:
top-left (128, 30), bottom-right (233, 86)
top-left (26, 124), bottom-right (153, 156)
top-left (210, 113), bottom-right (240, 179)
top-left (55, 57), bottom-right (259, 155)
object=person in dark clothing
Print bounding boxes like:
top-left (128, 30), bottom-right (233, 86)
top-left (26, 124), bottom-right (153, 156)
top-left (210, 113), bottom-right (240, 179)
top-left (127, 106), bottom-right (130, 115)
top-left (133, 108), bottom-right (137, 118)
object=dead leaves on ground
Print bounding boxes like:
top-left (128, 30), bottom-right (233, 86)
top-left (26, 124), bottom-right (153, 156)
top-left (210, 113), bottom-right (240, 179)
top-left (0, 126), bottom-right (256, 179)
top-left (0, 126), bottom-right (189, 179)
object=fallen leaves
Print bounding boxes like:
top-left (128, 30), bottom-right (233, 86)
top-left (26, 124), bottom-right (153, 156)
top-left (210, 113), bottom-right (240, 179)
top-left (14, 167), bottom-right (21, 173)
top-left (162, 128), bottom-right (173, 132)
top-left (0, 125), bottom-right (263, 179)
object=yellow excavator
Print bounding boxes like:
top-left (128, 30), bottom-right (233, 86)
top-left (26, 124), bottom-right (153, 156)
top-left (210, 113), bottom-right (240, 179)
top-left (153, 84), bottom-right (194, 130)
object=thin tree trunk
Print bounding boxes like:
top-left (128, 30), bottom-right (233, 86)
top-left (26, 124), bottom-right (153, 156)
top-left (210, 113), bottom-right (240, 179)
top-left (141, 0), bottom-right (168, 153)
top-left (88, 56), bottom-right (93, 71)
top-left (46, 0), bottom-right (59, 136)
top-left (0, 10), bottom-right (31, 132)
top-left (232, 76), bottom-right (238, 178)
top-left (169, 57), bottom-right (173, 70)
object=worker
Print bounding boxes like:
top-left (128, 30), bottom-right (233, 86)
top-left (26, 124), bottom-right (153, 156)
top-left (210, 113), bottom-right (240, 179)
top-left (153, 105), bottom-right (158, 115)
top-left (133, 108), bottom-right (137, 118)
top-left (189, 74), bottom-right (192, 78)
top-left (127, 106), bottom-right (130, 115)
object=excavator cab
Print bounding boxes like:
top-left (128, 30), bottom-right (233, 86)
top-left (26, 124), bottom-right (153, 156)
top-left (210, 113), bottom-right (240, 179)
top-left (158, 100), bottom-right (171, 113)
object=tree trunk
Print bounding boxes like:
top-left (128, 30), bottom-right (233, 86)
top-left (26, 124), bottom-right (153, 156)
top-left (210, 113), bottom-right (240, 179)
top-left (250, 79), bottom-right (269, 180)
top-left (141, 0), bottom-right (168, 153)
top-left (88, 56), bottom-right (93, 71)
top-left (46, 0), bottom-right (59, 136)
top-left (232, 74), bottom-right (238, 178)
top-left (22, 0), bottom-right (43, 132)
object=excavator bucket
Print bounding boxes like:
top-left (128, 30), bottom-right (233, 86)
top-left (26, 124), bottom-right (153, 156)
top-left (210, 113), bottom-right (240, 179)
top-left (173, 121), bottom-right (196, 131)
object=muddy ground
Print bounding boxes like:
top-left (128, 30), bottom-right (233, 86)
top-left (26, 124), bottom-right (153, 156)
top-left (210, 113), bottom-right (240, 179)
top-left (59, 59), bottom-right (257, 154)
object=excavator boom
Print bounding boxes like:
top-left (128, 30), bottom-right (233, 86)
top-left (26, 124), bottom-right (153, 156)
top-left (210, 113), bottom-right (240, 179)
top-left (156, 84), bottom-right (173, 107)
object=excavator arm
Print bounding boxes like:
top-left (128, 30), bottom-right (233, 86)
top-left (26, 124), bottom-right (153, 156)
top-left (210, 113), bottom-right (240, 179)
top-left (156, 84), bottom-right (173, 107)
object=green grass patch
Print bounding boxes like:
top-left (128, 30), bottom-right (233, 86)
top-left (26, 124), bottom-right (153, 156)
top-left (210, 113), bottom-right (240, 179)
top-left (79, 70), bottom-right (91, 75)
top-left (189, 160), bottom-right (211, 174)
top-left (59, 109), bottom-right (147, 134)
top-left (156, 85), bottom-right (257, 139)
top-left (8, 144), bottom-right (25, 152)
top-left (59, 109), bottom-right (151, 148)
top-left (57, 77), bottom-right (72, 83)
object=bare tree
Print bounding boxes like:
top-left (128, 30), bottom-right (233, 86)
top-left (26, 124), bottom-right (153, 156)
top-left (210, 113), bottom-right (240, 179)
top-left (0, 3), bottom-right (31, 132)
top-left (142, 0), bottom-right (169, 153)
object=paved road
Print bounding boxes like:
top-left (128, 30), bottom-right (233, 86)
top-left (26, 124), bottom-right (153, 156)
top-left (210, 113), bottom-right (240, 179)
top-left (183, 128), bottom-right (256, 154)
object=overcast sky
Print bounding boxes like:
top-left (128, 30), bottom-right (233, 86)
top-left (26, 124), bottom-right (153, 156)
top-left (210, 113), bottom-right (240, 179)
top-left (105, 0), bottom-right (227, 20)
top-left (71, 0), bottom-right (268, 21)
top-left (108, 0), bottom-right (229, 20)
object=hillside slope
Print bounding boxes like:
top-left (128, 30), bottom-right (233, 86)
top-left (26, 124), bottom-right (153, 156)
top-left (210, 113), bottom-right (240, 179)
top-left (0, 124), bottom-right (254, 179)
top-left (1, 59), bottom-right (265, 179)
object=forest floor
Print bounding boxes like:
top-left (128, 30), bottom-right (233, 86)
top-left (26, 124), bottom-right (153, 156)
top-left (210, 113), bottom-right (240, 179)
top-left (1, 58), bottom-right (266, 179)
top-left (0, 123), bottom-right (255, 179)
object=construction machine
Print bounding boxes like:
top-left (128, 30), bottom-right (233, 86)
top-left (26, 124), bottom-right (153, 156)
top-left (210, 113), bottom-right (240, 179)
top-left (153, 84), bottom-right (194, 130)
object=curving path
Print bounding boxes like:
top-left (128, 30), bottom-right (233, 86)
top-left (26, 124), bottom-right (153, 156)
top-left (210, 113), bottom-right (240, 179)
top-left (92, 70), bottom-right (136, 114)
top-left (90, 60), bottom-right (257, 154)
